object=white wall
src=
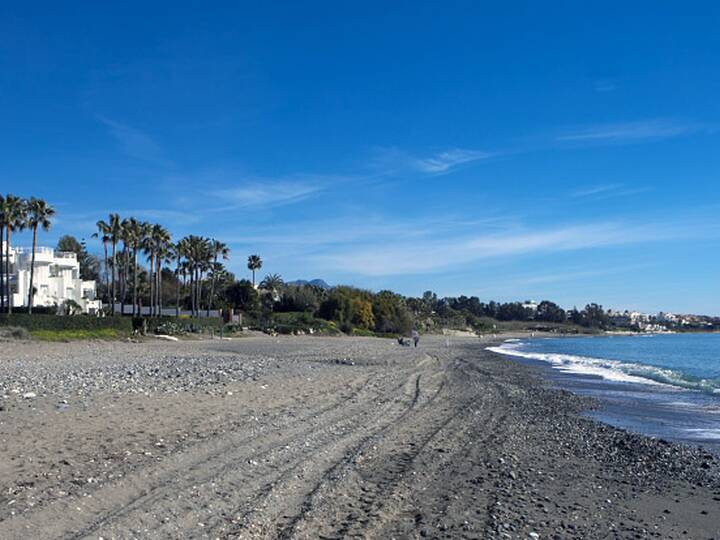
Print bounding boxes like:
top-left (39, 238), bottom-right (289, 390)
top-left (4, 247), bottom-right (101, 313)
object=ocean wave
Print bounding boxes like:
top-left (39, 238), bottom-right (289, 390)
top-left (487, 341), bottom-right (720, 395)
top-left (683, 428), bottom-right (720, 440)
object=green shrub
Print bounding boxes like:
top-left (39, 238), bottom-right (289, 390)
top-left (140, 316), bottom-right (224, 335)
top-left (0, 314), bottom-right (132, 332)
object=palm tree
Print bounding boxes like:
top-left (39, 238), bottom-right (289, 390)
top-left (182, 235), bottom-right (212, 316)
top-left (207, 239), bottom-right (230, 316)
top-left (247, 254), bottom-right (262, 288)
top-left (135, 221), bottom-right (151, 315)
top-left (4, 195), bottom-right (27, 314)
top-left (118, 218), bottom-right (132, 315)
top-left (260, 273), bottom-right (283, 293)
top-left (155, 238), bottom-right (172, 316)
top-left (25, 198), bottom-right (55, 313)
top-left (143, 224), bottom-right (172, 316)
top-left (173, 239), bottom-right (188, 316)
top-left (0, 194), bottom-right (5, 313)
top-left (142, 233), bottom-right (155, 315)
top-left (120, 218), bottom-right (146, 316)
top-left (92, 219), bottom-right (112, 306)
top-left (107, 213), bottom-right (121, 313)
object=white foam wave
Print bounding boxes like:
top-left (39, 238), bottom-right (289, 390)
top-left (487, 342), bottom-right (720, 394)
top-left (684, 428), bottom-right (720, 440)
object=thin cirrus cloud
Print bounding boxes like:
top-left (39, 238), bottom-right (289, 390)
top-left (308, 218), bottom-right (712, 277)
top-left (412, 148), bottom-right (493, 174)
top-left (571, 183), bottom-right (651, 199)
top-left (208, 170), bottom-right (395, 210)
top-left (211, 177), bottom-right (329, 210)
top-left (97, 116), bottom-right (171, 166)
top-left (556, 119), bottom-right (708, 143)
top-left (373, 147), bottom-right (493, 176)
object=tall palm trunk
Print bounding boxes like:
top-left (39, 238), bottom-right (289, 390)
top-left (197, 269), bottom-right (202, 317)
top-left (111, 241), bottom-right (117, 314)
top-left (0, 223), bottom-right (4, 312)
top-left (102, 242), bottom-right (109, 306)
top-left (149, 253), bottom-right (155, 316)
top-left (190, 268), bottom-right (195, 316)
top-left (6, 226), bottom-right (13, 314)
top-left (197, 270), bottom-right (203, 316)
top-left (120, 249), bottom-right (127, 316)
top-left (207, 256), bottom-right (218, 317)
top-left (175, 267), bottom-right (181, 317)
top-left (132, 248), bottom-right (138, 316)
top-left (27, 225), bottom-right (38, 313)
top-left (194, 268), bottom-right (199, 317)
top-left (157, 258), bottom-right (162, 315)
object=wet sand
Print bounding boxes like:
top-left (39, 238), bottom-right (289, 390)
top-left (0, 336), bottom-right (718, 539)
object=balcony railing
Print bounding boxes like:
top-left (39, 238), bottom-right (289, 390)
top-left (13, 246), bottom-right (54, 255)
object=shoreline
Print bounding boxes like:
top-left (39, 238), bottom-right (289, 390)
top-left (0, 336), bottom-right (718, 538)
top-left (489, 333), bottom-right (720, 454)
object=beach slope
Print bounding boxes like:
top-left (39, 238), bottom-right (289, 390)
top-left (0, 336), bottom-right (717, 539)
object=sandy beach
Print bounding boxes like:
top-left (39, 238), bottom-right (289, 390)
top-left (0, 335), bottom-right (718, 539)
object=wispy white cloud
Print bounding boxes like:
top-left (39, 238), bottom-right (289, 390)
top-left (213, 178), bottom-right (325, 209)
top-left (571, 183), bottom-right (650, 199)
top-left (301, 217), bottom-right (718, 277)
top-left (412, 148), bottom-right (492, 173)
top-left (557, 119), bottom-right (708, 143)
top-left (373, 147), bottom-right (493, 176)
top-left (97, 116), bottom-right (170, 166)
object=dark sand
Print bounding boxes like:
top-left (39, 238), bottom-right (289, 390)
top-left (0, 335), bottom-right (718, 539)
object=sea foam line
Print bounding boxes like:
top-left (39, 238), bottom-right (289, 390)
top-left (487, 341), bottom-right (720, 394)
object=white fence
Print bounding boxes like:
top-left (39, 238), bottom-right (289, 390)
top-left (109, 304), bottom-right (222, 318)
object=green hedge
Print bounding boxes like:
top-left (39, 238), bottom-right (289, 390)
top-left (0, 314), bottom-right (133, 332)
top-left (0, 314), bottom-right (224, 334)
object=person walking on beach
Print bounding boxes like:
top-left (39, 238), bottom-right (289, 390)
top-left (412, 329), bottom-right (420, 348)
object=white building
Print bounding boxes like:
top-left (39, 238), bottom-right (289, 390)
top-left (2, 247), bottom-right (101, 314)
top-left (657, 312), bottom-right (678, 324)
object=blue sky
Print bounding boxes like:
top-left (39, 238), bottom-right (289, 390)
top-left (2, 2), bottom-right (719, 314)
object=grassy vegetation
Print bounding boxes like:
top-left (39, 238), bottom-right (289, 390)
top-left (0, 314), bottom-right (133, 332)
top-left (30, 328), bottom-right (129, 341)
top-left (238, 311), bottom-right (341, 336)
top-left (469, 318), bottom-right (600, 334)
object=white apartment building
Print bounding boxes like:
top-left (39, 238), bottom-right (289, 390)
top-left (2, 247), bottom-right (102, 314)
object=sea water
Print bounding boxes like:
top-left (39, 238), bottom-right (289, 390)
top-left (488, 333), bottom-right (720, 451)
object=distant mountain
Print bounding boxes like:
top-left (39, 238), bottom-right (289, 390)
top-left (286, 278), bottom-right (331, 289)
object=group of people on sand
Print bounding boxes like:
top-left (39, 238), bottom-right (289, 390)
top-left (398, 330), bottom-right (420, 348)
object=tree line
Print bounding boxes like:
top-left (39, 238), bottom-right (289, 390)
top-left (91, 214), bottom-right (267, 317)
top-left (1, 195), bottom-right (617, 333)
